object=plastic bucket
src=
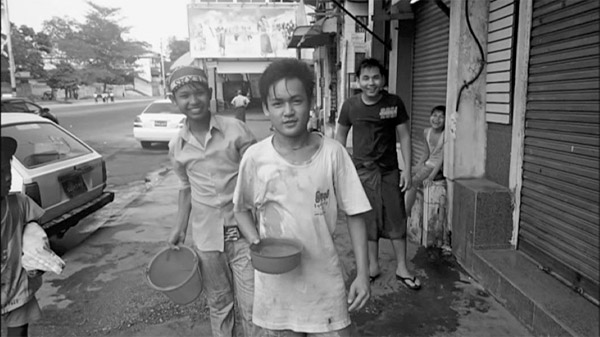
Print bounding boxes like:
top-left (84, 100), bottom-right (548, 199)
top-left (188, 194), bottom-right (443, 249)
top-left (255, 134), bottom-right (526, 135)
top-left (146, 246), bottom-right (203, 305)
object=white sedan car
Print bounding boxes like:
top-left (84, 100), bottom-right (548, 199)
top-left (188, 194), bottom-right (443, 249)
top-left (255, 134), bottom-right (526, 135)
top-left (133, 99), bottom-right (186, 148)
top-left (2, 113), bottom-right (114, 237)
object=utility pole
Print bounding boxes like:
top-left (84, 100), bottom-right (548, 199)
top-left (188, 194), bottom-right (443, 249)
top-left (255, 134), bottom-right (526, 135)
top-left (1, 0), bottom-right (17, 96)
top-left (160, 38), bottom-right (167, 97)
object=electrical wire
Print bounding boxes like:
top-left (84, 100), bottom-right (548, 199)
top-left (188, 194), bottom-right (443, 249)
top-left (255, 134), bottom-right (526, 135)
top-left (455, 0), bottom-right (486, 112)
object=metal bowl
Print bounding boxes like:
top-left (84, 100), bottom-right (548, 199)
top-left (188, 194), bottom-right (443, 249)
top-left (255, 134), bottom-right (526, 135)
top-left (249, 238), bottom-right (302, 274)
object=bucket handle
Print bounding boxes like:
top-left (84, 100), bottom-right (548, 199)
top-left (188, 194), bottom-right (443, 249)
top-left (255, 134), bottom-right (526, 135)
top-left (146, 246), bottom-right (200, 292)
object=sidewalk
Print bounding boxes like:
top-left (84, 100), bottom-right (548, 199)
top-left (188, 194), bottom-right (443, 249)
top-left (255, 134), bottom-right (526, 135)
top-left (22, 111), bottom-right (532, 337)
top-left (40, 95), bottom-right (155, 107)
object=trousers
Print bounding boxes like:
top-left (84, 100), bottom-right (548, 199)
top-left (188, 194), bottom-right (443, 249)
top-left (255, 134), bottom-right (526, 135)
top-left (195, 239), bottom-right (258, 337)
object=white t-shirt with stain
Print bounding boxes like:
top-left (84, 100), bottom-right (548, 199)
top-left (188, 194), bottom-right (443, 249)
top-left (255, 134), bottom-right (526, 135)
top-left (233, 134), bottom-right (371, 333)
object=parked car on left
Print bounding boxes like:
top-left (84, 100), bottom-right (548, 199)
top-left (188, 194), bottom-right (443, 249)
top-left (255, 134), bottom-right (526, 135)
top-left (1, 112), bottom-right (114, 237)
top-left (0, 96), bottom-right (59, 124)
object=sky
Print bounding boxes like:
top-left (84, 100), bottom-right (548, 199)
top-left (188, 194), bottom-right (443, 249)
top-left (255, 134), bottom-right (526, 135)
top-left (7, 0), bottom-right (191, 52)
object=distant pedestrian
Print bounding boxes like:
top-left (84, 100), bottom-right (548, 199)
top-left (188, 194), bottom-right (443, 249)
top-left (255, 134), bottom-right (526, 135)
top-left (166, 66), bottom-right (259, 337)
top-left (336, 58), bottom-right (421, 290)
top-left (109, 91), bottom-right (114, 102)
top-left (230, 89), bottom-right (250, 122)
top-left (1, 137), bottom-right (45, 337)
top-left (233, 58), bottom-right (371, 336)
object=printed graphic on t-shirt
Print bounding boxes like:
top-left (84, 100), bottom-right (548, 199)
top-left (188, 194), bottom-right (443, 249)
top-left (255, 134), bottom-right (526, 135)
top-left (379, 106), bottom-right (397, 119)
top-left (314, 189), bottom-right (330, 216)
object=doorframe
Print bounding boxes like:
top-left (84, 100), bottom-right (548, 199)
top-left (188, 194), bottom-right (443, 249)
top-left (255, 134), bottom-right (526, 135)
top-left (508, 0), bottom-right (533, 247)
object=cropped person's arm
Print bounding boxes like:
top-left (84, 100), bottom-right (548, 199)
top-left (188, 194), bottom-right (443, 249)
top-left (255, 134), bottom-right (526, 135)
top-left (234, 210), bottom-right (260, 244)
top-left (397, 122), bottom-right (412, 192)
top-left (168, 187), bottom-right (191, 247)
top-left (346, 213), bottom-right (370, 312)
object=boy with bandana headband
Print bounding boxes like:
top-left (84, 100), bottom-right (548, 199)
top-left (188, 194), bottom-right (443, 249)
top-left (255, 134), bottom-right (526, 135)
top-left (166, 66), bottom-right (258, 337)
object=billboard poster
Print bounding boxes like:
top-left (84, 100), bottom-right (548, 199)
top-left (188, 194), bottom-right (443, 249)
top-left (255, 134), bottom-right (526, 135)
top-left (188, 3), bottom-right (299, 59)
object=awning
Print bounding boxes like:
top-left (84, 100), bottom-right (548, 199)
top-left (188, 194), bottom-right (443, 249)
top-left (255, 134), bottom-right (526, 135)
top-left (287, 17), bottom-right (336, 49)
top-left (210, 61), bottom-right (272, 74)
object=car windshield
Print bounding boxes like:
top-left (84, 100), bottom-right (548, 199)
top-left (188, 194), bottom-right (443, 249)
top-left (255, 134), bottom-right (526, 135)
top-left (2, 122), bottom-right (92, 169)
top-left (143, 102), bottom-right (180, 114)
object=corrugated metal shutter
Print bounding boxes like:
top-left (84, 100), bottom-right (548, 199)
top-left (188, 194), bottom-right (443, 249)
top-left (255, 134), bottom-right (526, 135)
top-left (410, 0), bottom-right (450, 165)
top-left (486, 0), bottom-right (517, 124)
top-left (519, 0), bottom-right (599, 303)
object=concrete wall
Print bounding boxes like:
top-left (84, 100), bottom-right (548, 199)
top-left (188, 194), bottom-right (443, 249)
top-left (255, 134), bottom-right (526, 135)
top-left (486, 123), bottom-right (512, 187)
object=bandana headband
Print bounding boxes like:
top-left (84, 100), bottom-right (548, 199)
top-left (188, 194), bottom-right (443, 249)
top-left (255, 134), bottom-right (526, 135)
top-left (168, 66), bottom-right (209, 94)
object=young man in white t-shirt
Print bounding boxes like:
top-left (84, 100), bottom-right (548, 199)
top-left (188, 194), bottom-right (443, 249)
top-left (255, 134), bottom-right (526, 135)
top-left (233, 58), bottom-right (371, 336)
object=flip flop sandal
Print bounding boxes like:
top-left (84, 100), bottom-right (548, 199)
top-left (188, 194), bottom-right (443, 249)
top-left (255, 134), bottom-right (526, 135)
top-left (396, 275), bottom-right (422, 290)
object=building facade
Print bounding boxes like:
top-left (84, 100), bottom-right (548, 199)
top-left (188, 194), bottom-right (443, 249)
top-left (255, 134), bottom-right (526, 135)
top-left (309, 0), bottom-right (598, 335)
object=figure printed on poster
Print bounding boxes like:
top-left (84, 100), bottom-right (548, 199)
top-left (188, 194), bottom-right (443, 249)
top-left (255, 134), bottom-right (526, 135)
top-left (188, 4), bottom-right (299, 59)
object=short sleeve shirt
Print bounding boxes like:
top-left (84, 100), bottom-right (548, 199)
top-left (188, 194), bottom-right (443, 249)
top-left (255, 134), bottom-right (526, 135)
top-left (1, 194), bottom-right (44, 314)
top-left (233, 135), bottom-right (371, 333)
top-left (169, 115), bottom-right (256, 252)
top-left (338, 92), bottom-right (409, 171)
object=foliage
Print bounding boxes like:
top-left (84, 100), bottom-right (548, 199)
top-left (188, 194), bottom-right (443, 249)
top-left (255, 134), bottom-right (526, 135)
top-left (7, 23), bottom-right (52, 79)
top-left (42, 1), bottom-right (149, 89)
top-left (46, 62), bottom-right (80, 99)
top-left (167, 37), bottom-right (189, 64)
top-left (46, 62), bottom-right (78, 90)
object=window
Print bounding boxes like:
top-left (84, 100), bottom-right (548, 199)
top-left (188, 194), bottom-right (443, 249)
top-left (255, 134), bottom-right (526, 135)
top-left (1, 101), bottom-right (27, 112)
top-left (142, 102), bottom-right (181, 114)
top-left (355, 16), bottom-right (368, 33)
top-left (2, 122), bottom-right (92, 169)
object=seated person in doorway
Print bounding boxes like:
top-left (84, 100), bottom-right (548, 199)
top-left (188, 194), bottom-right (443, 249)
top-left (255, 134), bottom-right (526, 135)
top-left (404, 105), bottom-right (446, 219)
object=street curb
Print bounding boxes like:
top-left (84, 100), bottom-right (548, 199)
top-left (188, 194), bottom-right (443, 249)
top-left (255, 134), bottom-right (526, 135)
top-left (42, 97), bottom-right (155, 109)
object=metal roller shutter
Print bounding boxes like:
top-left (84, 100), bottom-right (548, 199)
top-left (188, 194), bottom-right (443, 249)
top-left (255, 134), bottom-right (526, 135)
top-left (519, 0), bottom-right (599, 303)
top-left (410, 0), bottom-right (450, 165)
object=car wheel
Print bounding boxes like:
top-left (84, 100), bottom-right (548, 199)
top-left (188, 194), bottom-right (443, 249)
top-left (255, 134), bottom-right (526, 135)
top-left (141, 141), bottom-right (152, 149)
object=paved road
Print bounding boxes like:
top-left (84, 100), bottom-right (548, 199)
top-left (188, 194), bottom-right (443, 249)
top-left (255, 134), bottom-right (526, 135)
top-left (51, 98), bottom-right (166, 189)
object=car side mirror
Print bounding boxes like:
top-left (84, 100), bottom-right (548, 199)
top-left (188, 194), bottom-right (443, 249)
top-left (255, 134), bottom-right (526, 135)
top-left (41, 108), bottom-right (50, 113)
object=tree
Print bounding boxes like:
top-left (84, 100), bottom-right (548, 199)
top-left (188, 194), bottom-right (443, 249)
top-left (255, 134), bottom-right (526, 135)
top-left (43, 1), bottom-right (149, 91)
top-left (46, 62), bottom-right (79, 100)
top-left (9, 23), bottom-right (52, 79)
top-left (167, 37), bottom-right (189, 64)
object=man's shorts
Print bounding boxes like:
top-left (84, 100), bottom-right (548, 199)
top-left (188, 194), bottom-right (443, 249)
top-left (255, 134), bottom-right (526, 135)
top-left (1, 297), bottom-right (41, 328)
top-left (356, 166), bottom-right (407, 241)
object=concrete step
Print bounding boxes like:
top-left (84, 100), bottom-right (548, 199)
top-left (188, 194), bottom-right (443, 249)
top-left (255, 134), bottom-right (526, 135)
top-left (471, 249), bottom-right (598, 337)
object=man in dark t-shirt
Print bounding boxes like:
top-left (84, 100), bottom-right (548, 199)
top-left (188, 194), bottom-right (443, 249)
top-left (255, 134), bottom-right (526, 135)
top-left (335, 58), bottom-right (421, 290)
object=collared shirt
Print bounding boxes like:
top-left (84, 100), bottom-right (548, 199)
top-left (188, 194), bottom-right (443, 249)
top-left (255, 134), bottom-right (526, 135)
top-left (169, 114), bottom-right (256, 252)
